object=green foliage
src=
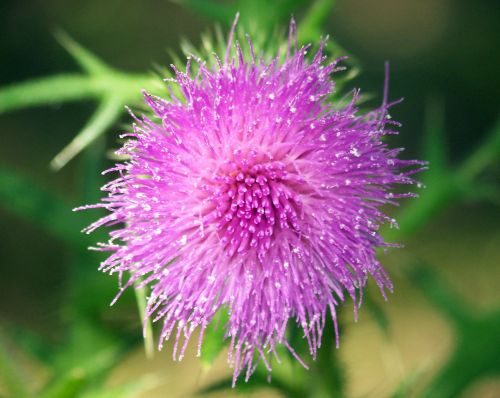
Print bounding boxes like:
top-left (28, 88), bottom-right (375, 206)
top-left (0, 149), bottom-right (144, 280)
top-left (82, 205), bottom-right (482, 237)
top-left (386, 108), bottom-right (500, 240)
top-left (199, 308), bottom-right (229, 366)
top-left (408, 263), bottom-right (500, 398)
top-left (422, 97), bottom-right (448, 181)
top-left (51, 95), bottom-right (124, 170)
top-left (0, 35), bottom-right (158, 170)
top-left (0, 166), bottom-right (91, 249)
top-left (80, 375), bottom-right (159, 398)
top-left (54, 30), bottom-right (114, 76)
top-left (174, 0), bottom-right (310, 32)
top-left (0, 75), bottom-right (104, 114)
top-left (0, 333), bottom-right (30, 398)
top-left (298, 0), bottom-right (335, 44)
top-left (364, 290), bottom-right (390, 338)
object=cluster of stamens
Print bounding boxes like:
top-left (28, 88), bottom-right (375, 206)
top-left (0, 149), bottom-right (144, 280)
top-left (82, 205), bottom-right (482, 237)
top-left (205, 150), bottom-right (301, 262)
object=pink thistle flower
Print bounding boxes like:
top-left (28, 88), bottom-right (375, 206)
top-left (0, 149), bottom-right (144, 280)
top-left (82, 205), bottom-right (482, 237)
top-left (79, 18), bottom-right (424, 383)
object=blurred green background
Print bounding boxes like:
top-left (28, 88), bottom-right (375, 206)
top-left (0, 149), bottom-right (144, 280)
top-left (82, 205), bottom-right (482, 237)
top-left (0, 0), bottom-right (499, 397)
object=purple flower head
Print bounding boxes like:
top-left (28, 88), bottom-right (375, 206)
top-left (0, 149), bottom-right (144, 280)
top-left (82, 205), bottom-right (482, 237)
top-left (79, 18), bottom-right (424, 383)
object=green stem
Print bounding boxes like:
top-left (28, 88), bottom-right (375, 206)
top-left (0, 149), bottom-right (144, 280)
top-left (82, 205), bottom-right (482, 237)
top-left (134, 282), bottom-right (155, 359)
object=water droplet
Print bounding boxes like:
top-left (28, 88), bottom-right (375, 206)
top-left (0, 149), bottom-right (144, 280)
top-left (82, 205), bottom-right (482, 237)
top-left (178, 234), bottom-right (188, 246)
top-left (350, 147), bottom-right (361, 157)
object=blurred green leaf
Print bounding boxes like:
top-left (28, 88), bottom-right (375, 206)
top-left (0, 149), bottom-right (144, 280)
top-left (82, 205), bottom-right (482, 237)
top-left (172, 0), bottom-right (234, 23)
top-left (39, 368), bottom-right (86, 398)
top-left (51, 318), bottom-right (122, 374)
top-left (200, 308), bottom-right (229, 366)
top-left (50, 95), bottom-right (124, 170)
top-left (199, 368), bottom-right (303, 397)
top-left (390, 368), bottom-right (424, 398)
top-left (54, 30), bottom-right (113, 76)
top-left (298, 0), bottom-right (335, 44)
top-left (174, 0), bottom-right (311, 32)
top-left (390, 116), bottom-right (500, 240)
top-left (422, 96), bottom-right (448, 181)
top-left (81, 374), bottom-right (159, 398)
top-left (0, 166), bottom-right (92, 249)
top-left (0, 32), bottom-right (160, 170)
top-left (0, 70), bottom-right (155, 116)
top-left (285, 319), bottom-right (345, 398)
top-left (457, 116), bottom-right (500, 183)
top-left (385, 181), bottom-right (456, 241)
top-left (80, 134), bottom-right (107, 203)
top-left (364, 290), bottom-right (390, 337)
top-left (420, 308), bottom-right (500, 398)
top-left (0, 333), bottom-right (31, 398)
top-left (3, 324), bottom-right (54, 366)
top-left (309, 321), bottom-right (345, 398)
top-left (237, 0), bottom-right (308, 32)
top-left (406, 263), bottom-right (470, 326)
top-left (407, 262), bottom-right (500, 398)
top-left (0, 31), bottom-right (157, 115)
top-left (37, 317), bottom-right (128, 397)
top-left (0, 75), bottom-right (104, 114)
top-left (462, 182), bottom-right (500, 205)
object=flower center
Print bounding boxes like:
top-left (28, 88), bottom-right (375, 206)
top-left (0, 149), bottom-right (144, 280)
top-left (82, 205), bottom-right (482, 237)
top-left (208, 151), bottom-right (301, 262)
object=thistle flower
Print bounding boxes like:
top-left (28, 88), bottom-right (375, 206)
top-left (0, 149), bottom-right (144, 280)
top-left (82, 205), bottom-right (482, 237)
top-left (79, 18), bottom-right (423, 383)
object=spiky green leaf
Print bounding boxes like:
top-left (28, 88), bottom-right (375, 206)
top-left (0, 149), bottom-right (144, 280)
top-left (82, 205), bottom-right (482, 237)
top-left (54, 30), bottom-right (113, 75)
top-left (0, 75), bottom-right (104, 114)
top-left (50, 95), bottom-right (124, 170)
